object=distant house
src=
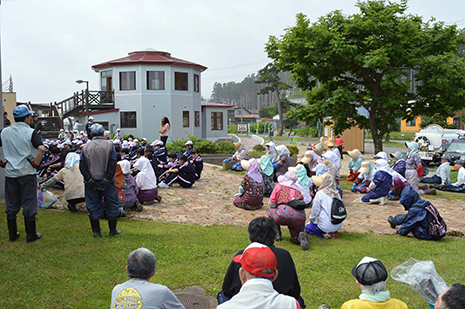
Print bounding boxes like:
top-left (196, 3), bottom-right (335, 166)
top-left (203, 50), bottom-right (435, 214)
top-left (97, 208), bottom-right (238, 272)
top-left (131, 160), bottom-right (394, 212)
top-left (232, 107), bottom-right (258, 124)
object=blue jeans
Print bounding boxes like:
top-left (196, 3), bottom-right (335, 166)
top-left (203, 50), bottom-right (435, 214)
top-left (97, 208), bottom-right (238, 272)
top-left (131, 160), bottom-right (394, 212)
top-left (85, 180), bottom-right (120, 220)
top-left (438, 184), bottom-right (465, 193)
top-left (420, 175), bottom-right (441, 184)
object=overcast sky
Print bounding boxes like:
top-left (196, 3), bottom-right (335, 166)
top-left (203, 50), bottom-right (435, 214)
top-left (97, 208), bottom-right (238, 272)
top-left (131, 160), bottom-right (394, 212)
top-left (1, 0), bottom-right (464, 103)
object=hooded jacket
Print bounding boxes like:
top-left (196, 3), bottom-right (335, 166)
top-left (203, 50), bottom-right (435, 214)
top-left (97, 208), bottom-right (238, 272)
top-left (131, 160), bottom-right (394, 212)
top-left (398, 186), bottom-right (436, 240)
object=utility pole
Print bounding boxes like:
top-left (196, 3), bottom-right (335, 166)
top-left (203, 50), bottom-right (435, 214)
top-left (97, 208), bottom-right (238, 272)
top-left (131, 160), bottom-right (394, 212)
top-left (0, 0), bottom-right (5, 199)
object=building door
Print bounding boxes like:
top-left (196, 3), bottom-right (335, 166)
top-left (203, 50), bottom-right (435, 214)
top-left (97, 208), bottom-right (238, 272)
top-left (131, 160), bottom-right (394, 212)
top-left (100, 70), bottom-right (112, 103)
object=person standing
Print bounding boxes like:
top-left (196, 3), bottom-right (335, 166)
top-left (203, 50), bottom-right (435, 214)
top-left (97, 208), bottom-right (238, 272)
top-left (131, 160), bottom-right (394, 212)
top-left (335, 135), bottom-right (344, 159)
top-left (85, 116), bottom-right (95, 140)
top-left (3, 111), bottom-right (11, 127)
top-left (79, 123), bottom-right (121, 237)
top-left (159, 117), bottom-right (170, 146)
top-left (2, 105), bottom-right (45, 242)
top-left (30, 114), bottom-right (43, 138)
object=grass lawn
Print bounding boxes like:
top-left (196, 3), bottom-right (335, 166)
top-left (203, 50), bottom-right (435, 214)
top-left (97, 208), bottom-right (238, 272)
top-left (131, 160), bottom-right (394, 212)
top-left (1, 203), bottom-right (463, 309)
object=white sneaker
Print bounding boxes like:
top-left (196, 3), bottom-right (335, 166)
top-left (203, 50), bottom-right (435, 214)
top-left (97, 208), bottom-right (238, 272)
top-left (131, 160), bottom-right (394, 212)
top-left (369, 197), bottom-right (387, 205)
top-left (158, 182), bottom-right (169, 188)
top-left (379, 196), bottom-right (387, 205)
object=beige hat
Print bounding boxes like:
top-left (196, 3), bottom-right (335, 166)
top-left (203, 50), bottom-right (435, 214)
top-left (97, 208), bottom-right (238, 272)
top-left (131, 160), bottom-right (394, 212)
top-left (325, 137), bottom-right (337, 148)
top-left (318, 159), bottom-right (331, 166)
top-left (301, 150), bottom-right (312, 164)
top-left (288, 166), bottom-right (298, 174)
top-left (233, 142), bottom-right (242, 150)
top-left (241, 159), bottom-right (252, 170)
top-left (348, 149), bottom-right (360, 159)
top-left (312, 173), bottom-right (330, 187)
top-left (359, 161), bottom-right (370, 173)
top-left (313, 145), bottom-right (324, 156)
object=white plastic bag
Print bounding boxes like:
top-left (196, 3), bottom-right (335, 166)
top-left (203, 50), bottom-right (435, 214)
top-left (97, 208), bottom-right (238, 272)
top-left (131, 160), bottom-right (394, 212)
top-left (391, 258), bottom-right (448, 304)
top-left (40, 189), bottom-right (58, 209)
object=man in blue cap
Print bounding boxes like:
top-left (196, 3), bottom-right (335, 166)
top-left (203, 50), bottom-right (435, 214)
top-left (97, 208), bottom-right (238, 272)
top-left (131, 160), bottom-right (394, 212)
top-left (79, 123), bottom-right (121, 237)
top-left (1, 105), bottom-right (45, 242)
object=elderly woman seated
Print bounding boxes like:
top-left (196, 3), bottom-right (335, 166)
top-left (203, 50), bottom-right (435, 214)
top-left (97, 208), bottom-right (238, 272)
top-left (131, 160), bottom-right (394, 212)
top-left (346, 149), bottom-right (365, 182)
top-left (258, 155), bottom-right (275, 197)
top-left (233, 159), bottom-right (264, 210)
top-left (361, 159), bottom-right (392, 205)
top-left (228, 142), bottom-right (248, 171)
top-left (133, 155), bottom-right (161, 204)
top-left (304, 173), bottom-right (343, 239)
top-left (268, 171), bottom-right (309, 250)
top-left (41, 153), bottom-right (85, 212)
top-left (118, 160), bottom-right (143, 212)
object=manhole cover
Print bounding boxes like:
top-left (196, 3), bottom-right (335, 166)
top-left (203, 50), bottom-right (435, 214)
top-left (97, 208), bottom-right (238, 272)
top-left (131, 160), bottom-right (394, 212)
top-left (175, 293), bottom-right (214, 309)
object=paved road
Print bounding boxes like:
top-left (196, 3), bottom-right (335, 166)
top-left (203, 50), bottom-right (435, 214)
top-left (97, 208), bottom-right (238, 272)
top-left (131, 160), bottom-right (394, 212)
top-left (364, 144), bottom-right (405, 156)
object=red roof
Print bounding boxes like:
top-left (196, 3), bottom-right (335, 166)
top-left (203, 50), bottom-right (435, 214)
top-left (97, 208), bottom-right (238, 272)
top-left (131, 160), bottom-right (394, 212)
top-left (201, 101), bottom-right (234, 108)
top-left (92, 50), bottom-right (207, 72)
top-left (234, 114), bottom-right (257, 119)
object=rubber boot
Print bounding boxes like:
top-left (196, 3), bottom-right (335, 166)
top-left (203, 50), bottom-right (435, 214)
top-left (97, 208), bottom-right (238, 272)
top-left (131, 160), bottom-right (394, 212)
top-left (7, 218), bottom-right (20, 241)
top-left (67, 203), bottom-right (78, 213)
top-left (24, 217), bottom-right (42, 243)
top-left (90, 218), bottom-right (101, 237)
top-left (350, 183), bottom-right (357, 192)
top-left (108, 218), bottom-right (121, 237)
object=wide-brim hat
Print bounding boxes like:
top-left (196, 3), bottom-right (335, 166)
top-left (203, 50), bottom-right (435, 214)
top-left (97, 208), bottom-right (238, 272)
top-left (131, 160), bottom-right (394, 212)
top-left (301, 150), bottom-right (312, 164)
top-left (185, 140), bottom-right (193, 146)
top-left (325, 137), bottom-right (337, 148)
top-left (288, 166), bottom-right (298, 174)
top-left (359, 161), bottom-right (370, 173)
top-left (313, 145), bottom-right (324, 156)
top-left (348, 149), bottom-right (360, 159)
top-left (241, 159), bottom-right (251, 170)
top-left (233, 142), bottom-right (242, 150)
top-left (312, 172), bottom-right (329, 187)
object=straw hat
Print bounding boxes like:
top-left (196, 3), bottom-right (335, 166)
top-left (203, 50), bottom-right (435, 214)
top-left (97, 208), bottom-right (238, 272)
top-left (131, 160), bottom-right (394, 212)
top-left (288, 166), bottom-right (298, 174)
top-left (313, 145), bottom-right (324, 156)
top-left (233, 142), bottom-right (242, 150)
top-left (318, 159), bottom-right (331, 166)
top-left (241, 159), bottom-right (255, 170)
top-left (312, 173), bottom-right (330, 187)
top-left (301, 151), bottom-right (312, 164)
top-left (359, 161), bottom-right (370, 173)
top-left (325, 137), bottom-right (337, 148)
top-left (348, 149), bottom-right (360, 159)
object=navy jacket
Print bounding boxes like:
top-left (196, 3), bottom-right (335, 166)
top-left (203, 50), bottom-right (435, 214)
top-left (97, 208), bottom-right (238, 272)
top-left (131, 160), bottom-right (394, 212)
top-left (398, 186), bottom-right (435, 240)
top-left (362, 170), bottom-right (392, 202)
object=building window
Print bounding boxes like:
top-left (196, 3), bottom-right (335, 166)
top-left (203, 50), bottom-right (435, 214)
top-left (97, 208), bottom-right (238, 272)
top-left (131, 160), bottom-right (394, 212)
top-left (211, 112), bottom-right (223, 130)
top-left (101, 70), bottom-right (112, 92)
top-left (406, 118), bottom-right (416, 127)
top-left (175, 72), bottom-right (188, 91)
top-left (121, 112), bottom-right (137, 128)
top-left (195, 111), bottom-right (200, 127)
top-left (194, 74), bottom-right (200, 92)
top-left (453, 117), bottom-right (460, 129)
top-left (120, 71), bottom-right (136, 90)
top-left (147, 71), bottom-right (165, 90)
top-left (183, 111), bottom-right (189, 127)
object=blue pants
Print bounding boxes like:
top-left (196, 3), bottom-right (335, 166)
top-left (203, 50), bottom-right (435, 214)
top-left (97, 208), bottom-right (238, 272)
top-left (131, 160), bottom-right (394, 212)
top-left (5, 175), bottom-right (38, 220)
top-left (305, 223), bottom-right (325, 237)
top-left (420, 175), bottom-right (441, 184)
top-left (85, 181), bottom-right (120, 220)
top-left (391, 214), bottom-right (407, 226)
top-left (438, 184), bottom-right (465, 193)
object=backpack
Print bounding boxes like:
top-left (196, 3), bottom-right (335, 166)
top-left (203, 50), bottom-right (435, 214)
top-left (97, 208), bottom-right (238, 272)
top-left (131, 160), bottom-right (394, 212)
top-left (420, 204), bottom-right (447, 239)
top-left (330, 198), bottom-right (347, 224)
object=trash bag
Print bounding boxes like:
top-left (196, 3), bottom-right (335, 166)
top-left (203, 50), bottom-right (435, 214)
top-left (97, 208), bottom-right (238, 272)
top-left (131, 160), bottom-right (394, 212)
top-left (391, 258), bottom-right (448, 304)
top-left (39, 189), bottom-right (58, 209)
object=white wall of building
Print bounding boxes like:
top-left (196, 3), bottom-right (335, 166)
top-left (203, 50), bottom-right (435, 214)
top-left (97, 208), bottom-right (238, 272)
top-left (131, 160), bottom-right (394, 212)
top-left (202, 106), bottom-right (230, 141)
top-left (96, 64), bottom-right (203, 142)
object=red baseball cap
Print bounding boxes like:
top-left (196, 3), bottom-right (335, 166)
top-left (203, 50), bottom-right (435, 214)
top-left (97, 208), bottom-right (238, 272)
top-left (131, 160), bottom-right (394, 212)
top-left (233, 242), bottom-right (277, 278)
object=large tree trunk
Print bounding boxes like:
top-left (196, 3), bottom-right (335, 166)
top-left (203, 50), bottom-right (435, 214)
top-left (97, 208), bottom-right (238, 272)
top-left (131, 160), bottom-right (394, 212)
top-left (276, 89), bottom-right (284, 136)
top-left (368, 111), bottom-right (384, 153)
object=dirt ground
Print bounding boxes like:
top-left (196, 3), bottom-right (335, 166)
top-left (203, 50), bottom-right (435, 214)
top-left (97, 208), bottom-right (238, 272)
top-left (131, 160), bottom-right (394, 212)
top-left (49, 161), bottom-right (465, 236)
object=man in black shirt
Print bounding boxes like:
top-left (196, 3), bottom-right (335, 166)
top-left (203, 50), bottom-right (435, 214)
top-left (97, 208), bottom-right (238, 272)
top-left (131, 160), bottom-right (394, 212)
top-left (218, 217), bottom-right (305, 308)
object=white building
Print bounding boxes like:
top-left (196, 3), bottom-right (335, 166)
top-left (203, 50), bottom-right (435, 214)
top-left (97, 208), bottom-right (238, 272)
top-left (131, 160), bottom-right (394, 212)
top-left (72, 49), bottom-right (231, 142)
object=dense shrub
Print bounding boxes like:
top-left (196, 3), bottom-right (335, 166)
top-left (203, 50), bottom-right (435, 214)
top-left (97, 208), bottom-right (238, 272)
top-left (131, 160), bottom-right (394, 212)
top-left (166, 137), bottom-right (236, 154)
top-left (250, 122), bottom-right (271, 134)
top-left (253, 144), bottom-right (266, 152)
top-left (287, 145), bottom-right (299, 157)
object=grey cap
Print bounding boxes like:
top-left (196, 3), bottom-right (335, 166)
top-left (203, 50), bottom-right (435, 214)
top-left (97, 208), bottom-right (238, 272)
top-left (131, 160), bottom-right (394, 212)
top-left (90, 123), bottom-right (104, 136)
top-left (455, 160), bottom-right (465, 166)
top-left (441, 154), bottom-right (451, 161)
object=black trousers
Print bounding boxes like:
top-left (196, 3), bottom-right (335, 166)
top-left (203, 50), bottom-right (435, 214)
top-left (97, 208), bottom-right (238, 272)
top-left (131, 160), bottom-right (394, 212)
top-left (5, 175), bottom-right (38, 219)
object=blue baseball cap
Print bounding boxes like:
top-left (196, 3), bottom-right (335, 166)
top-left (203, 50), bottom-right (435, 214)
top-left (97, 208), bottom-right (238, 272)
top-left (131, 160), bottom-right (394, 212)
top-left (13, 105), bottom-right (34, 118)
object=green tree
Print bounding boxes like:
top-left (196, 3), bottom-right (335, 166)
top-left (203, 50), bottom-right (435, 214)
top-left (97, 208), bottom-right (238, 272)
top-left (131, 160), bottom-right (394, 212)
top-left (255, 63), bottom-right (291, 136)
top-left (267, 0), bottom-right (465, 152)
